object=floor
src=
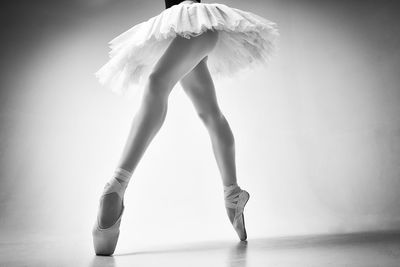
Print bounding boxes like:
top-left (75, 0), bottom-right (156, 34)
top-left (1, 231), bottom-right (400, 266)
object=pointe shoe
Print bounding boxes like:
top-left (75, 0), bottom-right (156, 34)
top-left (224, 187), bottom-right (250, 241)
top-left (92, 177), bottom-right (126, 256)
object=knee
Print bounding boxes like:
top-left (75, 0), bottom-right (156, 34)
top-left (200, 110), bottom-right (234, 144)
top-left (198, 109), bottom-right (224, 126)
top-left (145, 71), bottom-right (174, 98)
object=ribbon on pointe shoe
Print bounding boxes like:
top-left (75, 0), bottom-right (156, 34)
top-left (102, 167), bottom-right (132, 199)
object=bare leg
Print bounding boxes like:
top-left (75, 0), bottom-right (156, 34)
top-left (98, 30), bottom-right (219, 228)
top-left (180, 57), bottom-right (239, 223)
top-left (180, 57), bottom-right (237, 186)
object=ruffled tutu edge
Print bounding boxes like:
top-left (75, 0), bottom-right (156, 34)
top-left (95, 2), bottom-right (280, 98)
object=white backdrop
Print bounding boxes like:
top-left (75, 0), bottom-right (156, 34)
top-left (1, 0), bottom-right (399, 252)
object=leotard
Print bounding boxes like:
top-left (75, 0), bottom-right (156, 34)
top-left (165, 0), bottom-right (201, 9)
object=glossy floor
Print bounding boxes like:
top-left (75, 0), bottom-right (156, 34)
top-left (1, 231), bottom-right (400, 266)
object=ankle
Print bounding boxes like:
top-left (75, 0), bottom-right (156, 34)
top-left (113, 167), bottom-right (133, 188)
top-left (223, 183), bottom-right (243, 200)
top-left (102, 167), bottom-right (133, 197)
top-left (223, 183), bottom-right (239, 193)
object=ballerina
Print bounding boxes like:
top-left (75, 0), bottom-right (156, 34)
top-left (92, 0), bottom-right (279, 256)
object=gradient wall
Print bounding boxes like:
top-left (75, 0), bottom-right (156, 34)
top-left (1, 0), bottom-right (399, 249)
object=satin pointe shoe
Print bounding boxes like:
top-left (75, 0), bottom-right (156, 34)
top-left (224, 186), bottom-right (250, 241)
top-left (92, 176), bottom-right (127, 256)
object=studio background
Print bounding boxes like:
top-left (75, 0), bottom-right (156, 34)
top-left (1, 0), bottom-right (399, 252)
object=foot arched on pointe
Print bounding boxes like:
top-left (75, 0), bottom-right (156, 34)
top-left (92, 168), bottom-right (132, 256)
top-left (224, 184), bottom-right (250, 241)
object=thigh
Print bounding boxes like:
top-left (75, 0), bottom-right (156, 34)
top-left (179, 56), bottom-right (221, 117)
top-left (150, 30), bottom-right (219, 92)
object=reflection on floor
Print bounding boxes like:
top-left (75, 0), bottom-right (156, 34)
top-left (1, 231), bottom-right (400, 266)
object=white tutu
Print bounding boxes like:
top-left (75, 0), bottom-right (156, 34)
top-left (95, 0), bottom-right (279, 97)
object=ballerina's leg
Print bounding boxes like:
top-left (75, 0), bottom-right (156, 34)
top-left (179, 55), bottom-right (244, 227)
top-left (180, 56), bottom-right (237, 187)
top-left (98, 30), bottom-right (219, 228)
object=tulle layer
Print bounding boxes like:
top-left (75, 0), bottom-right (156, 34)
top-left (94, 1), bottom-right (279, 97)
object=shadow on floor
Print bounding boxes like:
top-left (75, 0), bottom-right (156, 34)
top-left (90, 240), bottom-right (249, 267)
top-left (89, 230), bottom-right (400, 267)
